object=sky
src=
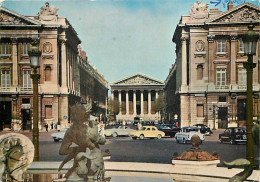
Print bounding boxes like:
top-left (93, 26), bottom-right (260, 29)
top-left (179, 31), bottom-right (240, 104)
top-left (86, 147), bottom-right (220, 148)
top-left (2, 0), bottom-right (259, 84)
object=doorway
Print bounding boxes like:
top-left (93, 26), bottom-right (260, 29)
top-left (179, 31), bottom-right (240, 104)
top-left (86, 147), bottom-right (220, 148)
top-left (218, 107), bottom-right (228, 129)
top-left (0, 101), bottom-right (12, 130)
top-left (21, 109), bottom-right (31, 130)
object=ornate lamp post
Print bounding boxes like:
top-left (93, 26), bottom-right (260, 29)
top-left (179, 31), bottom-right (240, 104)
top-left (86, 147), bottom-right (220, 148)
top-left (242, 24), bottom-right (258, 168)
top-left (28, 39), bottom-right (41, 161)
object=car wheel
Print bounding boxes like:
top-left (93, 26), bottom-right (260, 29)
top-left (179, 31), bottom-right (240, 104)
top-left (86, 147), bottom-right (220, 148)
top-left (54, 139), bottom-right (59, 142)
top-left (139, 134), bottom-right (144, 140)
top-left (183, 138), bottom-right (186, 144)
top-left (157, 134), bottom-right (162, 139)
top-left (112, 132), bottom-right (118, 138)
top-left (220, 139), bottom-right (223, 143)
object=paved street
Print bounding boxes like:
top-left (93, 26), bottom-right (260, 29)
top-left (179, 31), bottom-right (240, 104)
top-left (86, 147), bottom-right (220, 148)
top-left (0, 129), bottom-right (259, 167)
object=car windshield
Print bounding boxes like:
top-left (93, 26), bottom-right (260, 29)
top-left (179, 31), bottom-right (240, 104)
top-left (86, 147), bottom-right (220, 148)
top-left (141, 127), bottom-right (146, 130)
top-left (234, 128), bottom-right (246, 133)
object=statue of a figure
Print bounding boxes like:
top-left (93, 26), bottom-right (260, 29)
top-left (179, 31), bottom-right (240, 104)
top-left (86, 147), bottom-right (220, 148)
top-left (0, 133), bottom-right (34, 182)
top-left (38, 2), bottom-right (58, 21)
top-left (59, 104), bottom-right (106, 181)
top-left (39, 2), bottom-right (58, 16)
top-left (190, 0), bottom-right (209, 19)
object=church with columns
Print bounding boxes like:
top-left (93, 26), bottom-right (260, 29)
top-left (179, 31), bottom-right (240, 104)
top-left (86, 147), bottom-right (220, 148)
top-left (110, 73), bottom-right (164, 121)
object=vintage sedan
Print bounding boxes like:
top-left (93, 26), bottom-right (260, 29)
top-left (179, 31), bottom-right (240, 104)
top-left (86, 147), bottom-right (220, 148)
top-left (219, 127), bottom-right (247, 144)
top-left (157, 124), bottom-right (181, 137)
top-left (130, 126), bottom-right (165, 140)
top-left (104, 126), bottom-right (134, 137)
top-left (175, 126), bottom-right (205, 144)
top-left (193, 124), bottom-right (213, 135)
top-left (51, 128), bottom-right (68, 142)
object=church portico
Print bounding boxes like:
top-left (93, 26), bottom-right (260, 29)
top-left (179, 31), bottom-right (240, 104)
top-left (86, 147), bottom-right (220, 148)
top-left (110, 73), bottom-right (164, 121)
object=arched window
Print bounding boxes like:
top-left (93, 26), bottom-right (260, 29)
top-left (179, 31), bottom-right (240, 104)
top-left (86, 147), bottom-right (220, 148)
top-left (45, 66), bottom-right (51, 81)
top-left (197, 64), bottom-right (203, 80)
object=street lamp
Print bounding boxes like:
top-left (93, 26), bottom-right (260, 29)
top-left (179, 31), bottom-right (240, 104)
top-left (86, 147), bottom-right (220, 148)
top-left (242, 24), bottom-right (258, 168)
top-left (28, 38), bottom-right (41, 161)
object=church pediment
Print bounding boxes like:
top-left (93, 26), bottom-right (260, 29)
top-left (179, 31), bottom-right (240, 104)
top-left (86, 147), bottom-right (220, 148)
top-left (208, 3), bottom-right (259, 23)
top-left (111, 73), bottom-right (164, 86)
top-left (0, 7), bottom-right (40, 25)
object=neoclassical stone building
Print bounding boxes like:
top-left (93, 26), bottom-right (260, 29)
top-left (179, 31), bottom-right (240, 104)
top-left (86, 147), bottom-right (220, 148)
top-left (165, 1), bottom-right (260, 129)
top-left (110, 73), bottom-right (164, 121)
top-left (0, 3), bottom-right (108, 130)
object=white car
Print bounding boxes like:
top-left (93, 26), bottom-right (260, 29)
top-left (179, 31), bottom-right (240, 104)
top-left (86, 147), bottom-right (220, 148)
top-left (51, 128), bottom-right (68, 142)
top-left (175, 126), bottom-right (205, 144)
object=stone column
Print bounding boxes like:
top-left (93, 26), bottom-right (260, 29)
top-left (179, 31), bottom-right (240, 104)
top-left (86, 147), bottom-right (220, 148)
top-left (155, 91), bottom-right (159, 99)
top-left (61, 39), bottom-right (67, 89)
top-left (118, 90), bottom-right (122, 115)
top-left (207, 35), bottom-right (215, 83)
top-left (148, 90), bottom-right (151, 115)
top-left (111, 90), bottom-right (114, 100)
top-left (126, 90), bottom-right (129, 115)
top-left (230, 35), bottom-right (237, 85)
top-left (181, 37), bottom-right (187, 86)
top-left (141, 90), bottom-right (144, 115)
top-left (133, 90), bottom-right (137, 116)
top-left (11, 38), bottom-right (18, 87)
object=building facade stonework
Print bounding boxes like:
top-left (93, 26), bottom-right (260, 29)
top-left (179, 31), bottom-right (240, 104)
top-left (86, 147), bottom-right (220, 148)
top-left (110, 73), bottom-right (164, 121)
top-left (0, 3), bottom-right (108, 130)
top-left (165, 1), bottom-right (260, 129)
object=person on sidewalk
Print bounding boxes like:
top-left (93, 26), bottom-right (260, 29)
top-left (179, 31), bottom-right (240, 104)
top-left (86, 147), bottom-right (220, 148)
top-left (45, 123), bottom-right (49, 132)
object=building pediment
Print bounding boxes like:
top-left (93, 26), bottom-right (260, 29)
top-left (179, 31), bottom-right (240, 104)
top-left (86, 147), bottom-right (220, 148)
top-left (111, 73), bottom-right (164, 86)
top-left (208, 3), bottom-right (259, 23)
top-left (0, 7), bottom-right (41, 26)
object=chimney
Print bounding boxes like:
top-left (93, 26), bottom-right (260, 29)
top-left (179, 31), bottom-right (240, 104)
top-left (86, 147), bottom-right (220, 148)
top-left (227, 2), bottom-right (233, 10)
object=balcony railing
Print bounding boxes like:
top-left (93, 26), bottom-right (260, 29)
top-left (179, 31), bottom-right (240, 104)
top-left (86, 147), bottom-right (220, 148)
top-left (0, 87), bottom-right (17, 92)
top-left (215, 85), bottom-right (229, 90)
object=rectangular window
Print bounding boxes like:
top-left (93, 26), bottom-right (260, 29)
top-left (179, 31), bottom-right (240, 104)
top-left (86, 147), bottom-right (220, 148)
top-left (45, 105), bottom-right (52, 119)
top-left (238, 67), bottom-right (246, 85)
top-left (22, 98), bottom-right (30, 104)
top-left (238, 39), bottom-right (244, 53)
top-left (197, 104), bottom-right (204, 117)
top-left (216, 67), bottom-right (226, 86)
top-left (217, 39), bottom-right (226, 53)
top-left (0, 42), bottom-right (10, 54)
top-left (219, 96), bottom-right (226, 102)
top-left (1, 70), bottom-right (10, 88)
top-left (23, 70), bottom-right (32, 88)
top-left (22, 43), bottom-right (30, 54)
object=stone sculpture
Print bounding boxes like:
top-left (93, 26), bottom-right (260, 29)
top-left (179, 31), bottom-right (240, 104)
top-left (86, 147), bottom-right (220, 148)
top-left (0, 133), bottom-right (34, 182)
top-left (58, 103), bottom-right (106, 181)
top-left (173, 134), bottom-right (219, 161)
top-left (38, 2), bottom-right (59, 21)
top-left (190, 0), bottom-right (209, 20)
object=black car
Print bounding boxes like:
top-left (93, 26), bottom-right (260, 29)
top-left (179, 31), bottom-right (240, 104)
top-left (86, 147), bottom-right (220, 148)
top-left (157, 124), bottom-right (181, 137)
top-left (193, 124), bottom-right (213, 135)
top-left (219, 127), bottom-right (247, 144)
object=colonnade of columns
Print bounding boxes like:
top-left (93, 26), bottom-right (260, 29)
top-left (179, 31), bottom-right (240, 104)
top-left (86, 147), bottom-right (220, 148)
top-left (112, 89), bottom-right (160, 116)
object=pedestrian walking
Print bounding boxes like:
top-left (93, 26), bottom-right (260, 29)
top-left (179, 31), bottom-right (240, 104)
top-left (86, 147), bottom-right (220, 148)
top-left (45, 123), bottom-right (49, 132)
top-left (51, 122), bottom-right (54, 130)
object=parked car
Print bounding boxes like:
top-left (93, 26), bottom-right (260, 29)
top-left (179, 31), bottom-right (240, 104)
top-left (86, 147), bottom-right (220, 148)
top-left (130, 126), bottom-right (165, 140)
top-left (104, 126), bottom-right (134, 137)
top-left (51, 128), bottom-right (68, 142)
top-left (157, 124), bottom-right (181, 137)
top-left (193, 124), bottom-right (213, 135)
top-left (219, 127), bottom-right (247, 144)
top-left (175, 126), bottom-right (205, 144)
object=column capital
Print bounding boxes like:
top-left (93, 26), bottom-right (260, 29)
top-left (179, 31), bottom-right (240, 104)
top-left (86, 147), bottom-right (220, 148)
top-left (207, 35), bottom-right (215, 43)
top-left (180, 36), bottom-right (189, 42)
top-left (11, 38), bottom-right (18, 44)
top-left (230, 34), bottom-right (237, 41)
top-left (59, 38), bottom-right (67, 44)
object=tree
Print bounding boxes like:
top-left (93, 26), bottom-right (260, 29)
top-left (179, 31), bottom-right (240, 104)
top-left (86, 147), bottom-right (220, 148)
top-left (107, 98), bottom-right (120, 120)
top-left (154, 94), bottom-right (165, 122)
